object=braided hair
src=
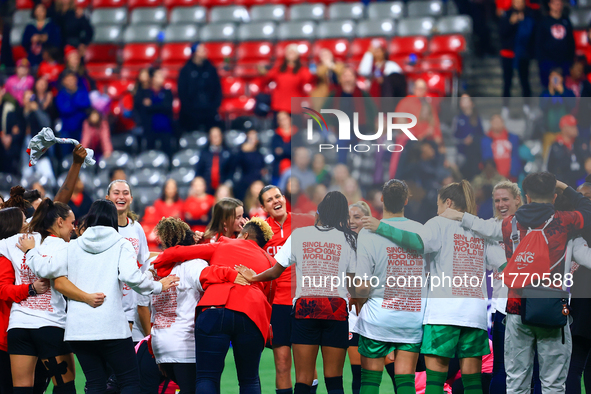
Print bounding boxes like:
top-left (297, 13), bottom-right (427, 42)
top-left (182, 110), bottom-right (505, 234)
top-left (316, 191), bottom-right (357, 252)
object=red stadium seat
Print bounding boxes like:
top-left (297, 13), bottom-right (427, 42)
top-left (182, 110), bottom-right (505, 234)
top-left (199, 0), bottom-right (234, 6)
top-left (106, 80), bottom-right (135, 99)
top-left (575, 30), bottom-right (588, 50)
top-left (120, 66), bottom-right (144, 80)
top-left (275, 40), bottom-right (311, 60)
top-left (202, 42), bottom-right (235, 66)
top-left (16, 0), bottom-right (33, 9)
top-left (219, 96), bottom-right (256, 117)
top-left (173, 97), bottom-right (180, 115)
top-left (312, 39), bottom-right (351, 62)
top-left (234, 61), bottom-right (268, 78)
top-left (246, 77), bottom-right (269, 96)
top-left (12, 46), bottom-right (27, 62)
top-left (389, 36), bottom-right (429, 57)
top-left (85, 44), bottom-right (119, 65)
top-left (87, 64), bottom-right (119, 81)
top-left (408, 71), bottom-right (452, 97)
top-left (128, 0), bottom-right (162, 9)
top-left (122, 43), bottom-right (160, 66)
top-left (161, 43), bottom-right (192, 68)
top-left (236, 41), bottom-right (274, 63)
top-left (221, 77), bottom-right (247, 97)
top-left (92, 0), bottom-right (127, 7)
top-left (75, 0), bottom-right (91, 8)
top-left (164, 0), bottom-right (198, 8)
top-left (423, 53), bottom-right (461, 73)
top-left (389, 55), bottom-right (421, 73)
top-left (428, 34), bottom-right (467, 55)
top-left (161, 66), bottom-right (182, 79)
top-left (351, 38), bottom-right (388, 61)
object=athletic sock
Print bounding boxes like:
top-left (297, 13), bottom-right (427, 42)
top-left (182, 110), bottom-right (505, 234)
top-left (462, 373), bottom-right (483, 394)
top-left (294, 383), bottom-right (311, 394)
top-left (277, 389), bottom-right (293, 394)
top-left (385, 362), bottom-right (396, 387)
top-left (351, 364), bottom-right (361, 394)
top-left (394, 374), bottom-right (415, 394)
top-left (425, 369), bottom-right (447, 394)
top-left (325, 376), bottom-right (344, 394)
top-left (53, 381), bottom-right (76, 394)
top-left (310, 379), bottom-right (318, 394)
top-left (360, 368), bottom-right (382, 394)
top-left (13, 388), bottom-right (34, 394)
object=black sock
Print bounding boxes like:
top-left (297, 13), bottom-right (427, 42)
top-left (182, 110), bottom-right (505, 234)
top-left (53, 381), bottom-right (76, 394)
top-left (325, 376), bottom-right (344, 394)
top-left (294, 383), bottom-right (311, 394)
top-left (310, 379), bottom-right (318, 394)
top-left (385, 362), bottom-right (396, 387)
top-left (13, 388), bottom-right (34, 394)
top-left (351, 364), bottom-right (361, 394)
top-left (277, 389), bottom-right (293, 394)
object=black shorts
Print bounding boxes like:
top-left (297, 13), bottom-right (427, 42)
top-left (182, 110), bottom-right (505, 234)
top-left (271, 304), bottom-right (292, 348)
top-left (349, 332), bottom-right (360, 347)
top-left (7, 327), bottom-right (72, 358)
top-left (291, 315), bottom-right (349, 349)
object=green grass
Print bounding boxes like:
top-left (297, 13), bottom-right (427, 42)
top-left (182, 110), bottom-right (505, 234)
top-left (50, 349), bottom-right (586, 393)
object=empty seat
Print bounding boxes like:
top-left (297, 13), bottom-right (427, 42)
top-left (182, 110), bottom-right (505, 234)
top-left (171, 149), bottom-right (200, 168)
top-left (128, 0), bottom-right (162, 9)
top-left (200, 23), bottom-right (237, 42)
top-left (251, 4), bottom-right (286, 21)
top-left (93, 25), bottom-right (124, 43)
top-left (397, 17), bottom-right (435, 37)
top-left (407, 0), bottom-right (444, 17)
top-left (290, 3), bottom-right (325, 21)
top-left (110, 133), bottom-right (139, 153)
top-left (572, 9), bottom-right (591, 29)
top-left (98, 151), bottom-right (134, 171)
top-left (92, 0), bottom-right (126, 7)
top-left (224, 130), bottom-right (247, 148)
top-left (164, 0), bottom-right (198, 8)
top-left (200, 0), bottom-right (234, 6)
top-left (436, 15), bottom-right (472, 34)
top-left (13, 10), bottom-right (32, 26)
top-left (351, 37), bottom-right (388, 60)
top-left (277, 21), bottom-right (316, 40)
top-left (317, 20), bottom-right (356, 39)
top-left (130, 7), bottom-right (167, 24)
top-left (133, 186), bottom-right (161, 208)
top-left (202, 42), bottom-right (235, 64)
top-left (134, 150), bottom-right (170, 169)
top-left (162, 42), bottom-right (192, 66)
top-left (356, 19), bottom-right (395, 38)
top-left (312, 38), bottom-right (350, 61)
top-left (429, 34), bottom-right (467, 54)
top-left (236, 41), bottom-right (274, 62)
top-left (275, 40), bottom-right (311, 59)
top-left (575, 29), bottom-right (588, 49)
top-left (221, 76), bottom-right (246, 96)
top-left (85, 43), bottom-right (119, 64)
top-left (163, 24), bottom-right (199, 42)
top-left (168, 167), bottom-right (196, 184)
top-left (210, 6), bottom-right (250, 23)
top-left (16, 0), bottom-right (34, 9)
top-left (219, 97), bottom-right (255, 116)
top-left (367, 2), bottom-right (404, 20)
top-left (389, 36), bottom-right (428, 56)
top-left (169, 6), bottom-right (206, 24)
top-left (122, 43), bottom-right (160, 65)
top-left (123, 25), bottom-right (162, 43)
top-left (130, 168), bottom-right (167, 187)
top-left (178, 132), bottom-right (208, 149)
top-left (446, 1), bottom-right (458, 15)
top-left (328, 3), bottom-right (365, 20)
top-left (91, 8), bottom-right (128, 25)
top-left (238, 22), bottom-right (277, 41)
top-left (10, 26), bottom-right (25, 47)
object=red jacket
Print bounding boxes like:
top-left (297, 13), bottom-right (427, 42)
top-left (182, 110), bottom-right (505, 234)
top-left (0, 257), bottom-right (29, 351)
top-left (264, 65), bottom-right (312, 113)
top-left (151, 237), bottom-right (276, 341)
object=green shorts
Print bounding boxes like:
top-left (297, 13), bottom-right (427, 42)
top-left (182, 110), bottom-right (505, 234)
top-left (358, 335), bottom-right (421, 359)
top-left (420, 324), bottom-right (490, 359)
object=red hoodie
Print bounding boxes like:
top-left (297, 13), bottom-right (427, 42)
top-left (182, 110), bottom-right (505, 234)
top-left (0, 257), bottom-right (29, 351)
top-left (487, 128), bottom-right (513, 179)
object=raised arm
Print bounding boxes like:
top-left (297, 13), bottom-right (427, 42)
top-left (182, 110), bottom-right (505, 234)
top-left (152, 243), bottom-right (218, 268)
top-left (54, 144), bottom-right (87, 204)
top-left (440, 209), bottom-right (503, 241)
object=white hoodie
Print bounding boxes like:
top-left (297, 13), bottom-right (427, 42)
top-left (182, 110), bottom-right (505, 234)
top-left (27, 226), bottom-right (162, 341)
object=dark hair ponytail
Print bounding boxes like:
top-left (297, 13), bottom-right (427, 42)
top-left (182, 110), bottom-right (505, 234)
top-left (28, 198), bottom-right (72, 240)
top-left (438, 180), bottom-right (477, 215)
top-left (2, 186), bottom-right (30, 214)
top-left (316, 191), bottom-right (357, 252)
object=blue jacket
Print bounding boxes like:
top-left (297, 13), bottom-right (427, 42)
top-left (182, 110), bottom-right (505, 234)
top-left (56, 88), bottom-right (91, 140)
top-left (481, 131), bottom-right (522, 179)
top-left (22, 20), bottom-right (61, 66)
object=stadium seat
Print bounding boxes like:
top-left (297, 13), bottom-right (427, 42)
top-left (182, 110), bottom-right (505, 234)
top-left (202, 42), bottom-right (235, 65)
top-left (130, 7), bottom-right (167, 24)
top-left (179, 131), bottom-right (208, 149)
top-left (220, 96), bottom-right (256, 117)
top-left (436, 15), bottom-right (472, 35)
top-left (130, 168), bottom-right (167, 187)
top-left (397, 17), bottom-right (435, 37)
top-left (407, 0), bottom-right (444, 17)
top-left (162, 42), bottom-right (192, 68)
top-left (367, 2), bottom-right (404, 20)
top-left (356, 19), bottom-right (395, 38)
top-left (93, 25), bottom-right (124, 43)
top-left (246, 77), bottom-right (269, 95)
top-left (446, 1), bottom-right (458, 15)
top-left (168, 167), bottom-right (197, 185)
top-left (277, 21), bottom-right (317, 40)
top-left (200, 0), bottom-right (234, 6)
top-left (408, 71), bottom-right (452, 96)
top-left (236, 41), bottom-right (274, 62)
top-left (389, 36), bottom-right (429, 56)
top-left (317, 20), bottom-right (356, 39)
top-left (87, 64), bottom-right (119, 81)
top-left (572, 10), bottom-right (591, 29)
top-left (76, 0), bottom-right (91, 8)
top-left (91, 8), bottom-right (128, 25)
top-left (224, 130), bottom-right (247, 148)
top-left (123, 25), bottom-right (162, 43)
top-left (110, 133), bottom-right (139, 153)
top-left (575, 30), bottom-right (588, 50)
top-left (275, 39), bottom-right (311, 59)
top-left (251, 4), bottom-right (287, 22)
top-left (10, 26), bottom-right (25, 47)
top-left (122, 43), bottom-right (160, 65)
top-left (429, 34), bottom-right (467, 55)
top-left (200, 23), bottom-right (238, 42)
top-left (221, 76), bottom-right (247, 96)
top-left (133, 187), bottom-right (161, 208)
top-left (16, 0), bottom-right (34, 9)
top-left (135, 150), bottom-right (170, 169)
top-left (289, 3), bottom-right (325, 21)
top-left (98, 151), bottom-right (135, 171)
top-left (12, 46), bottom-right (27, 61)
top-left (13, 10), bottom-right (32, 26)
top-left (312, 38), bottom-right (351, 61)
top-left (169, 6), bottom-right (207, 24)
top-left (238, 22), bottom-right (277, 41)
top-left (105, 80), bottom-right (135, 98)
top-left (210, 6), bottom-right (250, 23)
top-left (422, 53), bottom-right (460, 74)
top-left (92, 0), bottom-right (126, 7)
top-left (328, 3), bottom-right (365, 20)
top-left (351, 37), bottom-right (388, 61)
top-left (163, 24), bottom-right (199, 42)
top-left (128, 0), bottom-right (162, 9)
top-left (171, 149), bottom-right (200, 168)
top-left (163, 0), bottom-right (198, 8)
top-left (163, 78), bottom-right (178, 95)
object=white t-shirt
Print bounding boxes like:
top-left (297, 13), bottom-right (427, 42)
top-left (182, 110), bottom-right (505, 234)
top-left (276, 227), bottom-right (356, 304)
top-left (419, 217), bottom-right (497, 331)
top-left (0, 233), bottom-right (67, 330)
top-left (149, 258), bottom-right (207, 364)
top-left (354, 219), bottom-right (427, 344)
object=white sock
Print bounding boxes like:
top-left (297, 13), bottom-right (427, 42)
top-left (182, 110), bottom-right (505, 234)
top-left (312, 379), bottom-right (318, 387)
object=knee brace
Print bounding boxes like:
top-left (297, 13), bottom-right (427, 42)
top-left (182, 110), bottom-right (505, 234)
top-left (42, 357), bottom-right (68, 385)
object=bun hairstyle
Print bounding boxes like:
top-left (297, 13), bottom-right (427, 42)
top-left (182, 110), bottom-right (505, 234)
top-left (2, 186), bottom-right (30, 214)
top-left (27, 198), bottom-right (71, 240)
top-left (241, 217), bottom-right (274, 248)
top-left (438, 180), bottom-right (477, 215)
top-left (155, 217), bottom-right (196, 249)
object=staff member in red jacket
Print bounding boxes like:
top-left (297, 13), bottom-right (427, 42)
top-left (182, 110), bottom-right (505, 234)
top-left (150, 218), bottom-right (276, 394)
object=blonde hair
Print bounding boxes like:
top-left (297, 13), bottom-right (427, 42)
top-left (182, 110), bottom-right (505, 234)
top-left (349, 201), bottom-right (371, 216)
top-left (492, 181), bottom-right (523, 219)
top-left (246, 217), bottom-right (274, 242)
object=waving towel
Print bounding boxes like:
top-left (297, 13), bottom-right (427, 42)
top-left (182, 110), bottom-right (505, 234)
top-left (26, 127), bottom-right (95, 168)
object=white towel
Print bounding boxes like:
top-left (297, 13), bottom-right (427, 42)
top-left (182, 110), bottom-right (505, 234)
top-left (27, 127), bottom-right (95, 168)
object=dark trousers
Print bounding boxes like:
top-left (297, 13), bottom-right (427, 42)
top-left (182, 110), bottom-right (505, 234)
top-left (501, 56), bottom-right (531, 105)
top-left (70, 338), bottom-right (140, 394)
top-left (194, 308), bottom-right (264, 394)
top-left (566, 335), bottom-right (591, 394)
top-left (136, 340), bottom-right (163, 394)
top-left (160, 363), bottom-right (195, 394)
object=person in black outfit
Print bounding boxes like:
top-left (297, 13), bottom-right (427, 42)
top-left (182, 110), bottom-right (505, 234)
top-left (195, 127), bottom-right (233, 195)
top-left (59, 6), bottom-right (93, 49)
top-left (233, 130), bottom-right (266, 201)
top-left (177, 42), bottom-right (222, 132)
top-left (547, 115), bottom-right (589, 188)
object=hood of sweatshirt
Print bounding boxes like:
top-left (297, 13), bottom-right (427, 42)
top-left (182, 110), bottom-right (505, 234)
top-left (514, 202), bottom-right (555, 228)
top-left (77, 226), bottom-right (122, 254)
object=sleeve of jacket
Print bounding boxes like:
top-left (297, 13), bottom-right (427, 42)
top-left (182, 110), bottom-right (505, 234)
top-left (566, 20), bottom-right (576, 63)
top-left (118, 242), bottom-right (163, 296)
top-left (177, 65), bottom-right (189, 105)
top-left (546, 143), bottom-right (560, 176)
top-left (499, 12), bottom-right (517, 42)
top-left (0, 257), bottom-right (29, 303)
top-left (198, 265), bottom-right (239, 291)
top-left (82, 18), bottom-right (94, 45)
top-left (210, 65), bottom-right (223, 109)
top-left (481, 135), bottom-right (493, 161)
top-left (563, 186), bottom-right (591, 228)
top-left (21, 25), bottom-right (34, 51)
top-left (510, 134), bottom-right (522, 179)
